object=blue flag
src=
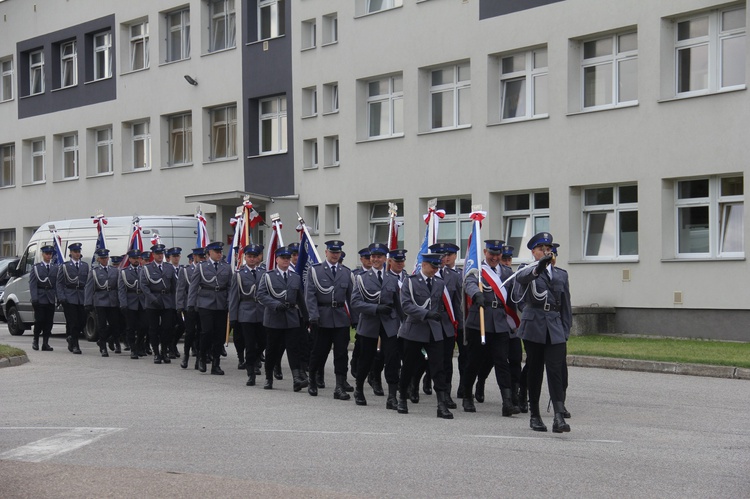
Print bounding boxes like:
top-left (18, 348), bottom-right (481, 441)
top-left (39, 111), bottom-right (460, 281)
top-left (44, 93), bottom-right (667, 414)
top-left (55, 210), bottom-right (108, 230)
top-left (463, 220), bottom-right (480, 280)
top-left (295, 228), bottom-right (319, 282)
top-left (412, 223), bottom-right (430, 274)
top-left (91, 228), bottom-right (106, 265)
top-left (51, 231), bottom-right (65, 265)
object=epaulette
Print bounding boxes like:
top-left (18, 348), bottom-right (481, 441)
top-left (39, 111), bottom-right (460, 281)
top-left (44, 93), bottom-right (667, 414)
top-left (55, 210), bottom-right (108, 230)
top-left (311, 262), bottom-right (322, 267)
top-left (554, 266), bottom-right (568, 275)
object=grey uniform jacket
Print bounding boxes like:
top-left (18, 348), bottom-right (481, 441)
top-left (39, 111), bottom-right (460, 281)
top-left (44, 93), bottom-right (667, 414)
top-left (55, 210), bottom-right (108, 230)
top-left (257, 269), bottom-right (306, 329)
top-left (438, 266), bottom-right (464, 337)
top-left (118, 265), bottom-right (144, 310)
top-left (350, 267), bottom-right (403, 339)
top-left (30, 262), bottom-right (58, 305)
top-left (228, 265), bottom-right (265, 323)
top-left (305, 263), bottom-right (353, 328)
top-left (187, 259), bottom-right (233, 311)
top-left (464, 263), bottom-right (516, 334)
top-left (84, 265), bottom-right (119, 308)
top-left (175, 264), bottom-right (196, 311)
top-left (139, 262), bottom-right (176, 310)
top-left (514, 264), bottom-right (571, 345)
top-left (56, 260), bottom-right (89, 305)
top-left (398, 274), bottom-right (448, 343)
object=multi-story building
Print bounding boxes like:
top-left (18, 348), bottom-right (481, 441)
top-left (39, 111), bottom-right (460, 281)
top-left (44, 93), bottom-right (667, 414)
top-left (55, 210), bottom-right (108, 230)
top-left (1, 0), bottom-right (748, 339)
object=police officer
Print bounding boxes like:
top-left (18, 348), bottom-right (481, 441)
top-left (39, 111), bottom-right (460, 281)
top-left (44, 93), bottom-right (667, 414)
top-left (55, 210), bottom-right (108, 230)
top-left (177, 247), bottom-right (205, 369)
top-left (56, 242), bottom-right (89, 355)
top-left (188, 241), bottom-right (232, 375)
top-left (550, 242), bottom-right (571, 419)
top-left (514, 232), bottom-right (572, 433)
top-left (397, 254), bottom-right (454, 418)
top-left (108, 255), bottom-right (125, 353)
top-left (85, 248), bottom-right (119, 357)
top-left (350, 243), bottom-right (403, 408)
top-left (349, 247), bottom-right (372, 378)
top-left (462, 240), bottom-right (520, 417)
top-left (140, 244), bottom-right (176, 364)
top-left (119, 249), bottom-right (146, 360)
top-left (229, 244), bottom-right (266, 386)
top-left (166, 247), bottom-right (184, 359)
top-left (257, 246), bottom-right (308, 390)
top-left (29, 245), bottom-right (58, 351)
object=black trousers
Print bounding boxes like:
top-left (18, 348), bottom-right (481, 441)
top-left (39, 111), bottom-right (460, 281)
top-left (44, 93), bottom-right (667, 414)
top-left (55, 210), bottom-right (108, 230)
top-left (523, 337), bottom-right (566, 414)
top-left (456, 328), bottom-right (468, 379)
top-left (239, 321), bottom-right (264, 369)
top-left (442, 335), bottom-right (456, 387)
top-left (309, 326), bottom-right (350, 376)
top-left (356, 329), bottom-right (400, 387)
top-left (508, 337), bottom-right (523, 385)
top-left (110, 308), bottom-right (125, 343)
top-left (94, 306), bottom-right (118, 345)
top-left (124, 307), bottom-right (146, 351)
top-left (399, 336), bottom-right (447, 397)
top-left (32, 303), bottom-right (55, 340)
top-left (182, 309), bottom-right (199, 354)
top-left (233, 320), bottom-right (245, 359)
top-left (147, 308), bottom-right (174, 351)
top-left (464, 328), bottom-right (511, 393)
top-left (265, 327), bottom-right (301, 377)
top-left (62, 302), bottom-right (86, 339)
top-left (198, 308), bottom-right (227, 358)
top-left (173, 310), bottom-right (185, 348)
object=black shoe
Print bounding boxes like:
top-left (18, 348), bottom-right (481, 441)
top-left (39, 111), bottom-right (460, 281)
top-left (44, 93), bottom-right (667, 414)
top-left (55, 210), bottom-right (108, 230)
top-left (436, 392), bottom-right (454, 420)
top-left (354, 388), bottom-right (367, 406)
top-left (114, 342), bottom-right (121, 354)
top-left (246, 374), bottom-right (256, 386)
top-left (408, 379), bottom-right (420, 404)
top-left (334, 375), bottom-right (351, 400)
top-left (371, 375), bottom-right (384, 396)
top-left (167, 350), bottom-right (176, 360)
top-left (397, 398), bottom-right (409, 414)
top-left (475, 379), bottom-right (485, 403)
top-left (552, 402), bottom-right (571, 433)
top-left (501, 388), bottom-right (520, 417)
top-left (264, 377), bottom-right (273, 390)
top-left (71, 339), bottom-right (81, 355)
top-left (342, 379), bottom-right (354, 393)
top-left (211, 359), bottom-right (224, 375)
top-left (519, 390), bottom-right (529, 414)
top-left (292, 369), bottom-right (308, 392)
top-left (66, 336), bottom-right (74, 352)
top-left (238, 361), bottom-right (247, 370)
top-left (221, 346), bottom-right (227, 357)
top-left (180, 355), bottom-right (189, 369)
top-left (456, 383), bottom-right (465, 399)
top-left (308, 372), bottom-right (318, 396)
top-left (198, 358), bottom-right (207, 373)
top-left (41, 343), bottom-right (53, 352)
top-left (316, 371), bottom-right (326, 389)
top-left (530, 415), bottom-right (548, 432)
top-left (194, 357), bottom-right (200, 370)
top-left (131, 351), bottom-right (139, 359)
top-left (445, 393), bottom-right (457, 410)
top-left (423, 377), bottom-right (433, 395)
top-left (32, 338), bottom-right (39, 351)
top-left (463, 395), bottom-right (477, 413)
top-left (162, 350), bottom-right (171, 363)
top-left (100, 347), bottom-right (109, 357)
top-left (154, 353), bottom-right (162, 364)
top-left (274, 364), bottom-right (283, 380)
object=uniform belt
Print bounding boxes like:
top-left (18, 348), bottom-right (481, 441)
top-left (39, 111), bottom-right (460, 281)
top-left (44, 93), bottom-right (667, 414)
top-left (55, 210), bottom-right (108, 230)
top-left (529, 302), bottom-right (560, 312)
top-left (41, 285), bottom-right (53, 290)
top-left (320, 300), bottom-right (341, 308)
top-left (200, 284), bottom-right (227, 291)
top-left (158, 290), bottom-right (170, 294)
top-left (240, 296), bottom-right (258, 302)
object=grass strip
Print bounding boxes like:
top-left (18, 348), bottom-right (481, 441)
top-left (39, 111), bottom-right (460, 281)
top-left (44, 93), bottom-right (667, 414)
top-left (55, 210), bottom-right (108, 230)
top-left (0, 344), bottom-right (26, 360)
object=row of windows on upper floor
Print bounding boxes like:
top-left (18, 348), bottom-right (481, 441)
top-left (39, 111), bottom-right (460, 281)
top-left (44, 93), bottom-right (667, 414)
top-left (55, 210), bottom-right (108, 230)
top-left (301, 175), bottom-right (744, 264)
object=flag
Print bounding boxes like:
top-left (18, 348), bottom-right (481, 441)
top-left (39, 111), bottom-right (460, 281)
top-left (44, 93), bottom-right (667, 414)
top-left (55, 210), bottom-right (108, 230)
top-left (248, 208), bottom-right (263, 228)
top-left (463, 211), bottom-right (485, 314)
top-left (229, 213), bottom-right (243, 270)
top-left (388, 218), bottom-right (399, 251)
top-left (91, 216), bottom-right (108, 265)
top-left (50, 230), bottom-right (65, 265)
top-left (265, 220), bottom-right (284, 271)
top-left (412, 207), bottom-right (445, 273)
top-left (295, 224), bottom-right (320, 279)
top-left (195, 209), bottom-right (210, 248)
top-left (122, 218), bottom-right (144, 269)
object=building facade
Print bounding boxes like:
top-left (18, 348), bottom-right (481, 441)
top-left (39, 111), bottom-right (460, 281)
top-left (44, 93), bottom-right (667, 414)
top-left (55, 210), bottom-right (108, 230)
top-left (1, 0), bottom-right (748, 339)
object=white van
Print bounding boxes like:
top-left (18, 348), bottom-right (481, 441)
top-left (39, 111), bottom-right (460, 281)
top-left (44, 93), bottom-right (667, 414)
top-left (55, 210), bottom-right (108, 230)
top-left (3, 215), bottom-right (199, 340)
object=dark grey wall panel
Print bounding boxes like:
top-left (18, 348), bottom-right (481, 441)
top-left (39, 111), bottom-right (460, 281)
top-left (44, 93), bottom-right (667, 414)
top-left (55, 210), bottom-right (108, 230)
top-left (480, 0), bottom-right (565, 19)
top-left (615, 308), bottom-right (750, 342)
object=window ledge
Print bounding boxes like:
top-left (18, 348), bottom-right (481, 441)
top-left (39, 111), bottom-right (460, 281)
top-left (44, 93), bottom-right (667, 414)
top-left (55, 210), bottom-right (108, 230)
top-left (661, 256), bottom-right (745, 262)
top-left (120, 67), bottom-right (150, 76)
top-left (202, 46), bottom-right (237, 57)
top-left (417, 125), bottom-right (472, 136)
top-left (161, 163), bottom-right (193, 170)
top-left (53, 177), bottom-right (79, 183)
top-left (22, 181), bottom-right (46, 187)
top-left (301, 46), bottom-right (316, 52)
top-left (356, 134), bottom-right (404, 144)
top-left (158, 58), bottom-right (191, 67)
top-left (322, 110), bottom-right (339, 116)
top-left (246, 35), bottom-right (286, 47)
top-left (247, 151), bottom-right (287, 159)
top-left (323, 163), bottom-right (340, 169)
top-left (203, 157), bottom-right (239, 166)
top-left (86, 172), bottom-right (114, 179)
top-left (84, 76), bottom-right (113, 85)
top-left (568, 258), bottom-right (640, 264)
top-left (20, 93), bottom-right (43, 100)
top-left (122, 167), bottom-right (151, 175)
top-left (324, 231), bottom-right (341, 236)
top-left (566, 102), bottom-right (638, 117)
top-left (488, 115), bottom-right (549, 127)
top-left (51, 85), bottom-right (77, 93)
top-left (0, 98), bottom-right (14, 104)
top-left (301, 113), bottom-right (318, 119)
top-left (322, 41), bottom-right (339, 48)
top-left (354, 6), bottom-right (403, 19)
top-left (302, 166), bottom-right (318, 171)
top-left (658, 85), bottom-right (746, 104)
top-left (0, 184), bottom-right (16, 190)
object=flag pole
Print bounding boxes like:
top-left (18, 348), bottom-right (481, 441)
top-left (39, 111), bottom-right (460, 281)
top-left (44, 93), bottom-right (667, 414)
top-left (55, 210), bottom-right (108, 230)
top-left (472, 204), bottom-right (486, 346)
top-left (296, 213), bottom-right (322, 262)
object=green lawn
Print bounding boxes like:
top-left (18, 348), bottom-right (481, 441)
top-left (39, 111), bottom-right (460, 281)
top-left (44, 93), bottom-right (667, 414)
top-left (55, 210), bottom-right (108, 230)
top-left (567, 335), bottom-right (750, 368)
top-left (0, 344), bottom-right (26, 360)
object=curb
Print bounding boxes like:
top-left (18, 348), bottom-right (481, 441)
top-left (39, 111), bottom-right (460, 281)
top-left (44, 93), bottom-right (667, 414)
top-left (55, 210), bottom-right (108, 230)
top-left (0, 355), bottom-right (30, 369)
top-left (568, 355), bottom-right (749, 380)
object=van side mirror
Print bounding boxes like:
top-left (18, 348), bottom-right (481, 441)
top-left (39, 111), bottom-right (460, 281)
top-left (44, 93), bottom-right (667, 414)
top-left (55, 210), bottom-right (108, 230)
top-left (7, 260), bottom-right (19, 277)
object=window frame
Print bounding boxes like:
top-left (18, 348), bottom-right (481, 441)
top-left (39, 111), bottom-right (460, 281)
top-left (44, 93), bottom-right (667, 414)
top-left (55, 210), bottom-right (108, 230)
top-left (259, 95), bottom-right (287, 155)
top-left (61, 133), bottom-right (79, 180)
top-left (129, 21), bottom-right (150, 71)
top-left (258, 0), bottom-right (286, 41)
top-left (209, 0), bottom-right (236, 52)
top-left (60, 40), bottom-right (78, 88)
top-left (30, 139), bottom-right (46, 183)
top-left (366, 0), bottom-right (403, 15)
top-left (1, 58), bottom-right (13, 102)
top-left (369, 201), bottom-right (404, 245)
top-left (131, 120), bottom-right (151, 170)
top-left (366, 74), bottom-right (404, 139)
top-left (93, 31), bottom-right (113, 81)
top-left (94, 127), bottom-right (113, 175)
top-left (209, 104), bottom-right (237, 160)
top-left (322, 13), bottom-right (338, 45)
top-left (499, 47), bottom-right (549, 122)
top-left (0, 143), bottom-right (15, 188)
top-left (433, 197), bottom-right (473, 259)
top-left (0, 229), bottom-right (16, 257)
top-left (166, 8), bottom-right (191, 62)
top-left (168, 113), bottom-right (193, 166)
top-left (502, 191), bottom-right (551, 261)
top-left (582, 184), bottom-right (639, 260)
top-left (323, 135), bottom-right (340, 167)
top-left (580, 31), bottom-right (638, 110)
top-left (301, 18), bottom-right (317, 50)
top-left (29, 49), bottom-right (45, 95)
top-left (429, 62), bottom-right (471, 131)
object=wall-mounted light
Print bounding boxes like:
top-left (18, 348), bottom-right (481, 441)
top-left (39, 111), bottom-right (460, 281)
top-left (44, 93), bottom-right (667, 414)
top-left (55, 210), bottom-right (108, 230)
top-left (184, 75), bottom-right (198, 86)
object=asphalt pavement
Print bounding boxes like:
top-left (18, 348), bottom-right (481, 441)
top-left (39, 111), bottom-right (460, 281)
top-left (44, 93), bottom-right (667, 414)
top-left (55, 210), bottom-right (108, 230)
top-left (1, 327), bottom-right (749, 498)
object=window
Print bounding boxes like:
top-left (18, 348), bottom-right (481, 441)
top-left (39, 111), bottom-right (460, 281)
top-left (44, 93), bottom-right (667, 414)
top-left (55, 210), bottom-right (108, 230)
top-left (210, 105), bottom-right (237, 159)
top-left (364, 0), bottom-right (403, 15)
top-left (1, 58), bottom-right (12, 101)
top-left (30, 139), bottom-right (45, 183)
top-left (581, 32), bottom-right (637, 109)
top-left (323, 135), bottom-right (339, 167)
top-left (302, 86), bottom-right (317, 117)
top-left (209, 0), bottom-right (236, 52)
top-left (322, 13), bottom-right (338, 45)
top-left (367, 75), bottom-right (403, 139)
top-left (434, 197), bottom-right (473, 257)
top-left (61, 133), bottom-right (79, 179)
top-left (1, 144), bottom-right (14, 187)
top-left (502, 191), bottom-right (550, 258)
top-left (675, 176), bottom-right (743, 257)
top-left (132, 121), bottom-right (151, 170)
top-left (94, 127), bottom-right (113, 174)
top-left (60, 41), bottom-right (77, 88)
top-left (323, 82), bottom-right (338, 113)
top-left (429, 62), bottom-right (471, 130)
top-left (29, 50), bottom-right (44, 95)
top-left (305, 205), bottom-right (320, 234)
top-left (583, 185), bottom-right (638, 259)
top-left (259, 96), bottom-right (287, 154)
top-left (130, 21), bottom-right (149, 71)
top-left (301, 18), bottom-right (316, 50)
top-left (0, 229), bottom-right (15, 257)
top-left (93, 32), bottom-right (112, 80)
top-left (169, 113), bottom-right (193, 165)
top-left (167, 8), bottom-right (191, 62)
top-left (369, 202), bottom-right (404, 245)
top-left (500, 47), bottom-right (548, 121)
top-left (325, 204), bottom-right (341, 234)
top-left (675, 7), bottom-right (746, 95)
top-left (259, 0), bottom-right (285, 40)
top-left (303, 138), bottom-right (318, 169)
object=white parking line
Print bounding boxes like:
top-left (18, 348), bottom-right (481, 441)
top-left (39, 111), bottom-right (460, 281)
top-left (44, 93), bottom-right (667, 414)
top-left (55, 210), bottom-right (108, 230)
top-left (469, 434), bottom-right (623, 443)
top-left (0, 427), bottom-right (124, 462)
top-left (245, 428), bottom-right (396, 436)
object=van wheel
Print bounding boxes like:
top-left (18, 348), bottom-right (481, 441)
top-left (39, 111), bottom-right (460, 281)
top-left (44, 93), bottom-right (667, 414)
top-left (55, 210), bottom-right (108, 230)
top-left (7, 305), bottom-right (26, 336)
top-left (84, 310), bottom-right (98, 342)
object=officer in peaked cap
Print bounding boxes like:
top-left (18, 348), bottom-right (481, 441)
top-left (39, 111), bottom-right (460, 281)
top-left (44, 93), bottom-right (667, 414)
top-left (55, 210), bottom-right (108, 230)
top-left (188, 241), bottom-right (233, 375)
top-left (387, 249), bottom-right (409, 283)
top-left (165, 247), bottom-right (184, 359)
top-left (288, 242), bottom-right (300, 268)
top-left (176, 247), bottom-right (206, 368)
top-left (106, 255), bottom-right (126, 353)
top-left (306, 240), bottom-right (354, 400)
top-left (57, 242), bottom-right (89, 355)
top-left (462, 239), bottom-right (520, 416)
top-left (119, 249), bottom-right (147, 359)
top-left (29, 245), bottom-right (58, 352)
top-left (350, 247), bottom-right (373, 382)
top-left (513, 232), bottom-right (572, 433)
top-left (548, 242), bottom-right (571, 419)
top-left (85, 248), bottom-right (119, 357)
top-left (139, 244), bottom-right (176, 364)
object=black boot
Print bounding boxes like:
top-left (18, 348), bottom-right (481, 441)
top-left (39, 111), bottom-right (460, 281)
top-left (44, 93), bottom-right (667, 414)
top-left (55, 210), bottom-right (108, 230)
top-left (67, 336), bottom-right (74, 352)
top-left (264, 375), bottom-right (273, 390)
top-left (422, 374), bottom-right (433, 395)
top-left (386, 384), bottom-right (398, 410)
top-left (131, 348), bottom-right (139, 360)
top-left (308, 370), bottom-right (318, 396)
top-left (397, 397), bottom-right (409, 414)
top-left (71, 336), bottom-right (82, 354)
top-left (519, 384), bottom-right (528, 413)
top-left (254, 359), bottom-right (262, 375)
top-left (462, 394), bottom-right (476, 413)
top-left (161, 346), bottom-right (171, 363)
top-left (114, 340), bottom-right (121, 354)
top-left (292, 369), bottom-right (308, 392)
top-left (41, 338), bottom-right (53, 351)
top-left (316, 371), bottom-right (326, 389)
top-left (475, 378), bottom-right (485, 403)
top-left (211, 357), bottom-right (224, 375)
top-left (530, 402), bottom-right (547, 432)
top-left (274, 364), bottom-right (283, 380)
top-left (237, 351), bottom-right (246, 370)
top-left (180, 348), bottom-right (189, 368)
top-left (32, 335), bottom-right (40, 351)
top-left (153, 351), bottom-right (162, 364)
top-left (342, 378), bottom-right (354, 393)
top-left (333, 375), bottom-right (351, 400)
top-left (445, 384), bottom-right (457, 409)
top-left (436, 391), bottom-right (454, 419)
top-left (354, 384), bottom-right (367, 406)
top-left (198, 352), bottom-right (207, 373)
top-left (501, 388), bottom-right (520, 417)
top-left (456, 377), bottom-right (465, 399)
top-left (370, 373), bottom-right (384, 396)
top-left (246, 372), bottom-right (256, 386)
top-left (552, 401), bottom-right (571, 433)
top-left (99, 340), bottom-right (109, 357)
top-left (408, 378), bottom-right (420, 404)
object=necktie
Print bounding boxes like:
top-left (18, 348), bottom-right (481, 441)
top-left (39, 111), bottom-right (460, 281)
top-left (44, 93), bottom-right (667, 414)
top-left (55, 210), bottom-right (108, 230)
top-left (331, 265), bottom-right (336, 277)
top-left (214, 262), bottom-right (219, 271)
top-left (158, 264), bottom-right (162, 271)
top-left (492, 266), bottom-right (497, 274)
top-left (251, 269), bottom-right (257, 279)
top-left (75, 262), bottom-right (79, 269)
top-left (283, 272), bottom-right (288, 282)
top-left (427, 277), bottom-right (433, 292)
top-left (46, 264), bottom-right (50, 272)
top-left (377, 270), bottom-right (382, 284)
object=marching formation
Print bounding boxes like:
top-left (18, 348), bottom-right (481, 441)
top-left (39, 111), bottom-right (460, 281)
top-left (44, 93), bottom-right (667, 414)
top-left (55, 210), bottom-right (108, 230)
top-left (29, 231), bottom-right (573, 433)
